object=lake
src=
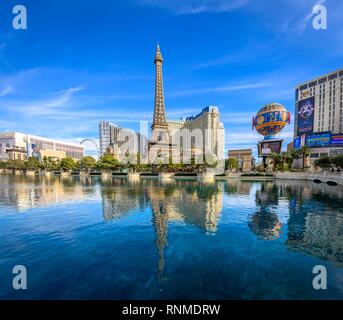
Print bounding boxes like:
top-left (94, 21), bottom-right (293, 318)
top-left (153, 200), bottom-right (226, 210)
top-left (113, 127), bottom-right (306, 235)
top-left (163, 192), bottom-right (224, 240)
top-left (0, 175), bottom-right (343, 300)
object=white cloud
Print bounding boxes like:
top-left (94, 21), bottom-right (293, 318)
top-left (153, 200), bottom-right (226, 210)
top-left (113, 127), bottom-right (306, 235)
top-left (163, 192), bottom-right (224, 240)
top-left (0, 85), bottom-right (14, 97)
top-left (221, 112), bottom-right (253, 125)
top-left (139, 0), bottom-right (250, 14)
top-left (170, 82), bottom-right (270, 97)
top-left (46, 86), bottom-right (84, 108)
top-left (3, 86), bottom-right (84, 117)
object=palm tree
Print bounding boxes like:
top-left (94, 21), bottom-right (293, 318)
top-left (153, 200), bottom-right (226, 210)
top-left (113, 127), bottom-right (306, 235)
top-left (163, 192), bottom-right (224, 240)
top-left (299, 146), bottom-right (310, 169)
top-left (270, 152), bottom-right (282, 172)
top-left (280, 151), bottom-right (293, 171)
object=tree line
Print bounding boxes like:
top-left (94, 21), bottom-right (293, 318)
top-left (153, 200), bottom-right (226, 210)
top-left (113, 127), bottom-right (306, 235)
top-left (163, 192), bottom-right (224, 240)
top-left (0, 154), bottom-right (218, 173)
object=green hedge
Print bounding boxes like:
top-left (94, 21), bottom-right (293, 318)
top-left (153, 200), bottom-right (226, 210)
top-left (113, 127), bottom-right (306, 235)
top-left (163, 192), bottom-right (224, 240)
top-left (174, 173), bottom-right (197, 176)
top-left (241, 173), bottom-right (274, 177)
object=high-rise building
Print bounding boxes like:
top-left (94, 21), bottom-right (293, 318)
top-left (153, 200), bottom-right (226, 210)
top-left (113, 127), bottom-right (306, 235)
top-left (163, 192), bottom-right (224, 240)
top-left (294, 67), bottom-right (343, 158)
top-left (0, 132), bottom-right (84, 161)
top-left (99, 121), bottom-right (147, 158)
top-left (149, 45), bottom-right (225, 164)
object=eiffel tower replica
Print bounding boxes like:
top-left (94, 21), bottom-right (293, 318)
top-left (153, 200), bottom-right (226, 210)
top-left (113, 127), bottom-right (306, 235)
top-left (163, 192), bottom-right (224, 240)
top-left (148, 45), bottom-right (174, 163)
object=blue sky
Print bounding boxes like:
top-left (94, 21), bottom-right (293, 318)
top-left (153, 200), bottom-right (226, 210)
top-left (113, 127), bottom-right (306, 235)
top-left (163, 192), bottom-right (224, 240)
top-left (0, 0), bottom-right (342, 157)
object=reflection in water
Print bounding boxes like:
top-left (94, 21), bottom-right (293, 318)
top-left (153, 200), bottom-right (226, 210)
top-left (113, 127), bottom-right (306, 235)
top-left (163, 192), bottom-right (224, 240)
top-left (281, 180), bottom-right (343, 266)
top-left (101, 178), bottom-right (149, 221)
top-left (100, 179), bottom-right (223, 278)
top-left (248, 182), bottom-right (282, 240)
top-left (0, 175), bottom-right (98, 210)
top-left (0, 175), bottom-right (343, 281)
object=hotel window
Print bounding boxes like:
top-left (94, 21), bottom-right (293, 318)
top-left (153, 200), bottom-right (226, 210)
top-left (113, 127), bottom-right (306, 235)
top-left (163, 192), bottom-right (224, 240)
top-left (329, 73), bottom-right (338, 80)
top-left (319, 77), bottom-right (327, 84)
top-left (309, 80), bottom-right (317, 88)
top-left (30, 138), bottom-right (54, 150)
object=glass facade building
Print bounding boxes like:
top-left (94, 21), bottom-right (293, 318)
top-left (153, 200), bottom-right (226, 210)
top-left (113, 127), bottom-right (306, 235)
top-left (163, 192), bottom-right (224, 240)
top-left (0, 132), bottom-right (85, 161)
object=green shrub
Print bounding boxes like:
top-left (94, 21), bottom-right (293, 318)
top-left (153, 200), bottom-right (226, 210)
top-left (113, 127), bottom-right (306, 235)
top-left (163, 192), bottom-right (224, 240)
top-left (331, 155), bottom-right (343, 168)
top-left (241, 173), bottom-right (274, 177)
top-left (314, 156), bottom-right (331, 169)
top-left (174, 173), bottom-right (197, 176)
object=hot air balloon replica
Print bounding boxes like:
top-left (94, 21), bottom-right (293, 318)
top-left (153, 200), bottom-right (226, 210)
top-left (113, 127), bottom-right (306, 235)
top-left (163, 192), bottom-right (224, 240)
top-left (252, 102), bottom-right (291, 163)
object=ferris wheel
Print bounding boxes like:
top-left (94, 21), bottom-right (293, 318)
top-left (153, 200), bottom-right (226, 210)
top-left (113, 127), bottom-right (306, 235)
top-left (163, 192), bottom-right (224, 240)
top-left (80, 138), bottom-right (100, 158)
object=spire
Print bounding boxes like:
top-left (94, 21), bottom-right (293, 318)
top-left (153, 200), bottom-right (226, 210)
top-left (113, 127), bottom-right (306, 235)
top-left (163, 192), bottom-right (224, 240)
top-left (152, 44), bottom-right (167, 127)
top-left (154, 43), bottom-right (163, 64)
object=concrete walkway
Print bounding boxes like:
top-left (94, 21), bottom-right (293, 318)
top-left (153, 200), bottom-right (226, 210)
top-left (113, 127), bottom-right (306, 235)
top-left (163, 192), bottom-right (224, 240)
top-left (276, 171), bottom-right (343, 186)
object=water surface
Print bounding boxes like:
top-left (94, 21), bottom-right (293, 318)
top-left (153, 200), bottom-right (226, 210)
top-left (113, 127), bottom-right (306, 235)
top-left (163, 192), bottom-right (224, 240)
top-left (0, 175), bottom-right (343, 299)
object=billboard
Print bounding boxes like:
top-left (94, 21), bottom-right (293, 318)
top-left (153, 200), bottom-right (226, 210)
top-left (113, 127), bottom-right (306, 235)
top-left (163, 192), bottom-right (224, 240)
top-left (301, 134), bottom-right (306, 148)
top-left (331, 134), bottom-right (343, 147)
top-left (305, 132), bottom-right (331, 148)
top-left (31, 144), bottom-right (41, 159)
top-left (297, 97), bottom-right (315, 136)
top-left (293, 136), bottom-right (301, 150)
top-left (259, 140), bottom-right (282, 156)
